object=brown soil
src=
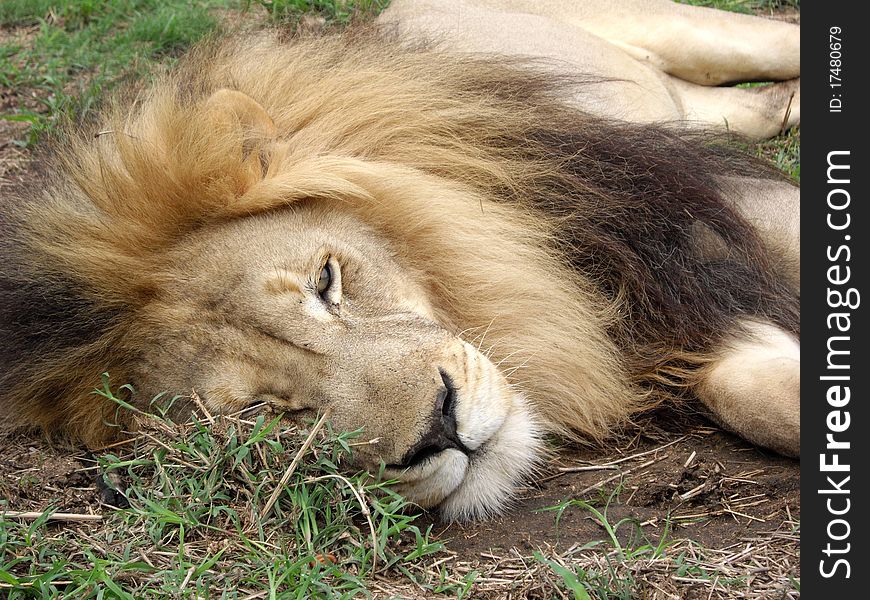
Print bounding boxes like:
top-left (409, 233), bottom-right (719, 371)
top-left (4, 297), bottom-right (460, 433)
top-left (0, 437), bottom-right (102, 515)
top-left (426, 413), bottom-right (799, 559)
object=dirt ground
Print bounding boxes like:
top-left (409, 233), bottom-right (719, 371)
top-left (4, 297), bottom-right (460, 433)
top-left (426, 411), bottom-right (799, 558)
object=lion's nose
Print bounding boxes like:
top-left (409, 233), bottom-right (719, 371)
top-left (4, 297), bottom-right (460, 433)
top-left (398, 369), bottom-right (470, 468)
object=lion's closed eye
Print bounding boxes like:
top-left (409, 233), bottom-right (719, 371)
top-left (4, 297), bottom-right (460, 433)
top-left (313, 255), bottom-right (342, 306)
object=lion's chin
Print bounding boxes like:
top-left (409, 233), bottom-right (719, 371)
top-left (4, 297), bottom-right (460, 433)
top-left (388, 393), bottom-right (542, 521)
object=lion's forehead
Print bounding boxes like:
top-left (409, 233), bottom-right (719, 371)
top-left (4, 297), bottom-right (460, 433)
top-left (164, 206), bottom-right (408, 299)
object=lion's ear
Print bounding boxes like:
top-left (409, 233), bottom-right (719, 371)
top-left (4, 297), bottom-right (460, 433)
top-left (205, 88), bottom-right (276, 138)
top-left (203, 89), bottom-right (277, 190)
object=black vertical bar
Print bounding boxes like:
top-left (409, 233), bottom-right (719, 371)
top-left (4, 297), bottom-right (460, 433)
top-left (802, 2), bottom-right (867, 596)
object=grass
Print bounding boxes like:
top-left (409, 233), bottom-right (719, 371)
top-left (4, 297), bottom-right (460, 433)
top-left (535, 494), bottom-right (673, 599)
top-left (0, 1), bottom-right (387, 145)
top-left (678, 0), bottom-right (799, 13)
top-left (0, 379), bottom-right (466, 598)
top-left (0, 0), bottom-right (231, 144)
top-left (757, 125), bottom-right (800, 181)
top-left (527, 486), bottom-right (799, 599)
top-left (247, 0), bottom-right (389, 24)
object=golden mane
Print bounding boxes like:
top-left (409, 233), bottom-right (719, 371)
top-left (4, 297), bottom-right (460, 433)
top-left (0, 29), bottom-right (795, 446)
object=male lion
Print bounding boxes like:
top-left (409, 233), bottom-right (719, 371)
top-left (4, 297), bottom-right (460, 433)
top-left (0, 1), bottom-right (799, 520)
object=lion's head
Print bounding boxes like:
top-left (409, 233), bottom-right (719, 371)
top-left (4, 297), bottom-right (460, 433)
top-left (135, 201), bottom-right (541, 518)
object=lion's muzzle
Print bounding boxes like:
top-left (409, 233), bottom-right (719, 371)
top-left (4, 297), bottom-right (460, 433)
top-left (382, 342), bottom-right (543, 521)
top-left (391, 369), bottom-right (471, 469)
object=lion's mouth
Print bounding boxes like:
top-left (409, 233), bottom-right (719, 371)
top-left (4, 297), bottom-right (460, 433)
top-left (387, 425), bottom-right (473, 472)
top-left (386, 443), bottom-right (468, 471)
top-left (376, 341), bottom-right (543, 520)
top-left (384, 403), bottom-right (541, 520)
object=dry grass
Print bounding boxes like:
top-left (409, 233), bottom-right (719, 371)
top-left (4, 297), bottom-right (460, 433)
top-left (420, 528), bottom-right (799, 599)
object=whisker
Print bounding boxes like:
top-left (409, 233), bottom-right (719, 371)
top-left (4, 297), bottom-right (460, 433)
top-left (475, 317), bottom-right (497, 352)
top-left (493, 348), bottom-right (526, 369)
top-left (501, 355), bottom-right (535, 377)
top-left (481, 342), bottom-right (499, 360)
top-left (506, 379), bottom-right (534, 389)
top-left (456, 323), bottom-right (487, 341)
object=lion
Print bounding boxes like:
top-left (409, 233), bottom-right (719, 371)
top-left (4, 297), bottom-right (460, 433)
top-left (0, 3), bottom-right (799, 521)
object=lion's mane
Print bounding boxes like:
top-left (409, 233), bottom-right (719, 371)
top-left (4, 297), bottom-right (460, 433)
top-left (0, 29), bottom-right (798, 446)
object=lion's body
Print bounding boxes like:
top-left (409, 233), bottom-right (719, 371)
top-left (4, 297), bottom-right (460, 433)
top-left (1, 5), bottom-right (800, 519)
top-left (381, 0), bottom-right (800, 140)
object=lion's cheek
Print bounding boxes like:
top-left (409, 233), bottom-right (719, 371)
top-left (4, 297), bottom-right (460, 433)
top-left (453, 380), bottom-right (509, 451)
top-left (451, 341), bottom-right (513, 450)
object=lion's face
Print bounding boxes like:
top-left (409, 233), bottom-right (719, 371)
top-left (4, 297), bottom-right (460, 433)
top-left (133, 202), bottom-right (540, 519)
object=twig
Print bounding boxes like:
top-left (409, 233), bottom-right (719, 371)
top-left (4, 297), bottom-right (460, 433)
top-left (178, 564), bottom-right (196, 593)
top-left (678, 481), bottom-right (710, 502)
top-left (558, 435), bottom-right (686, 473)
top-left (555, 465), bottom-right (618, 473)
top-left (576, 455), bottom-right (665, 496)
top-left (780, 91), bottom-right (795, 135)
top-left (87, 437), bottom-right (138, 452)
top-left (2, 511), bottom-right (103, 522)
top-left (0, 581), bottom-right (73, 589)
top-left (261, 408), bottom-right (332, 517)
top-left (229, 402), bottom-right (267, 417)
top-left (684, 450), bottom-right (697, 468)
top-left (347, 437), bottom-right (380, 447)
top-left (190, 388), bottom-right (215, 425)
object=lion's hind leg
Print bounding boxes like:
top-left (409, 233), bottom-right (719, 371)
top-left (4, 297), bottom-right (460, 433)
top-left (567, 0), bottom-right (800, 86)
top-left (667, 76), bottom-right (799, 140)
top-left (694, 319), bottom-right (799, 457)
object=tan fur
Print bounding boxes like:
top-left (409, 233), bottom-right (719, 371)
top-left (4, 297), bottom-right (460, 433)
top-left (695, 320), bottom-right (800, 457)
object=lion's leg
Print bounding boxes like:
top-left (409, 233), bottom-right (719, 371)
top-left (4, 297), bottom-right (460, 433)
top-left (541, 0), bottom-right (801, 85)
top-left (694, 320), bottom-right (799, 457)
top-left (665, 75), bottom-right (800, 140)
